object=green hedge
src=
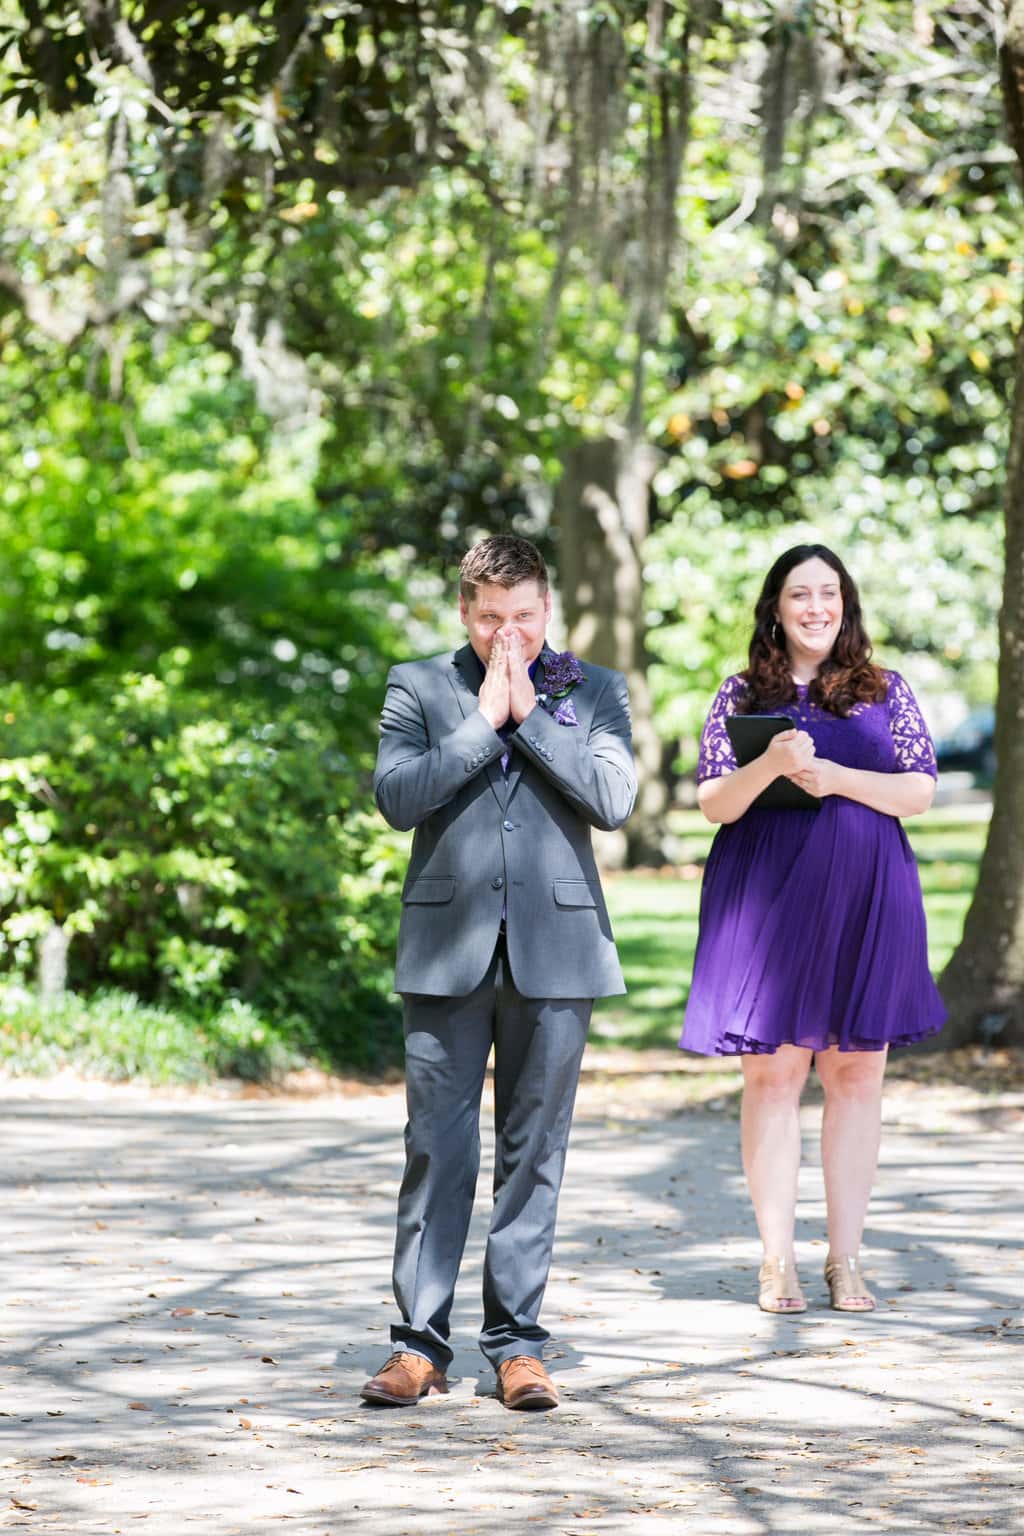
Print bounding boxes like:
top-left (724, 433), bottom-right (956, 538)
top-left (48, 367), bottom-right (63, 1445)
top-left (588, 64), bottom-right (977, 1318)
top-left (0, 675), bottom-right (404, 1071)
top-left (0, 985), bottom-right (301, 1084)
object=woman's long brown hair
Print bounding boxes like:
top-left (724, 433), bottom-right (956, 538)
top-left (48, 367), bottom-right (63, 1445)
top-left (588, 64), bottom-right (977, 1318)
top-left (736, 545), bottom-right (888, 718)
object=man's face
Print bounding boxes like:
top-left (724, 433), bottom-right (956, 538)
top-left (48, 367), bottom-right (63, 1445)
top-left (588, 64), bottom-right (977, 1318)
top-left (460, 579), bottom-right (551, 666)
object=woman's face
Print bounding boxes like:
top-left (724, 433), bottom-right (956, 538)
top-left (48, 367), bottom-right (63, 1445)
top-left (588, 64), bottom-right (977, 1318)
top-left (776, 557), bottom-right (844, 669)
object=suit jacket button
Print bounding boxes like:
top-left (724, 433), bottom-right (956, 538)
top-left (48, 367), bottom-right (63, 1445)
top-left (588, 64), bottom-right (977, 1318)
top-left (503, 820), bottom-right (514, 831)
top-left (491, 876), bottom-right (504, 890)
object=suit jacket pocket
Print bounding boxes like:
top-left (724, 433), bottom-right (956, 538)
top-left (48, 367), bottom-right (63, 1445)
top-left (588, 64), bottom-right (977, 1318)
top-left (552, 879), bottom-right (598, 909)
top-left (403, 876), bottom-right (456, 904)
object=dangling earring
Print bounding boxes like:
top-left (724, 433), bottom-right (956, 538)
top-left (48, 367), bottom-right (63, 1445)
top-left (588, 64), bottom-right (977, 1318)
top-left (771, 620), bottom-right (783, 648)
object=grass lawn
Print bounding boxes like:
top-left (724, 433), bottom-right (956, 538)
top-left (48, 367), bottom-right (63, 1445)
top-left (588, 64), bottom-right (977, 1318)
top-left (593, 801), bottom-right (988, 1051)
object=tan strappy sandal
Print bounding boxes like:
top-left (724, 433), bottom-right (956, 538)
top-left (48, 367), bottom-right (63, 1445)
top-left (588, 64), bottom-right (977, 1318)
top-left (824, 1253), bottom-right (876, 1312)
top-left (758, 1256), bottom-right (807, 1314)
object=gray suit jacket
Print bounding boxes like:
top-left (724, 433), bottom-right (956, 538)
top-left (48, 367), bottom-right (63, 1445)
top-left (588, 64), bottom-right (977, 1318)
top-left (374, 642), bottom-right (637, 999)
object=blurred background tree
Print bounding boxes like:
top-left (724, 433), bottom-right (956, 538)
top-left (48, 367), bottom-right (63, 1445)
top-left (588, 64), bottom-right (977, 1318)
top-left (0, 0), bottom-right (1017, 1059)
top-left (940, 0), bottom-right (1024, 1048)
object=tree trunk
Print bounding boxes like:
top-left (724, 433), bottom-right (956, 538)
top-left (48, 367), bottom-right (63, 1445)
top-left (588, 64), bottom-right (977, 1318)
top-left (541, 8), bottom-right (703, 870)
top-left (39, 922), bottom-right (70, 1003)
top-left (939, 1), bottom-right (1024, 1047)
top-left (556, 434), bottom-right (669, 867)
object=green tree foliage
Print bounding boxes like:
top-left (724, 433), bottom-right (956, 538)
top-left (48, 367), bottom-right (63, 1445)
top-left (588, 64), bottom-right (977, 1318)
top-left (1, 1), bottom-right (468, 195)
top-left (0, 321), bottom-right (415, 1063)
top-left (0, 337), bottom-right (402, 725)
top-left (643, 1), bottom-right (1012, 762)
top-left (0, 2), bottom-right (1017, 1060)
top-left (5, 3), bottom-right (1006, 700)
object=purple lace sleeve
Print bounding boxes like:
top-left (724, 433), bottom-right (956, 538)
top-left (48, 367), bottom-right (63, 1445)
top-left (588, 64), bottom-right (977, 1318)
top-left (886, 672), bottom-right (938, 778)
top-left (697, 676), bottom-right (747, 783)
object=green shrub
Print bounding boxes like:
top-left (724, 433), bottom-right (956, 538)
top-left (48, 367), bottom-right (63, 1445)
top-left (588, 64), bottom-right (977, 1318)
top-left (0, 676), bottom-right (405, 1070)
top-left (0, 985), bottom-right (300, 1084)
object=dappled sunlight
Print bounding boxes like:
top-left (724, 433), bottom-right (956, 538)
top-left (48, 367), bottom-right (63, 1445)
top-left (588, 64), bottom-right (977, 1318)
top-left (1, 1081), bottom-right (1019, 1533)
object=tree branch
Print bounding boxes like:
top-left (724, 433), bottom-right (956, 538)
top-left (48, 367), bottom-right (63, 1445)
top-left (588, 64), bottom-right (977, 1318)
top-left (0, 263), bottom-right (148, 345)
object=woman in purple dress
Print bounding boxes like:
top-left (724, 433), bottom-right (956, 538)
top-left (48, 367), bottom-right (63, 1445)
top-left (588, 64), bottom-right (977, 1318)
top-left (680, 545), bottom-right (945, 1314)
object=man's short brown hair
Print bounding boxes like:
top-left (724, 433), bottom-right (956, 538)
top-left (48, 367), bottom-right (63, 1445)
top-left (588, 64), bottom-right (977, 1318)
top-left (458, 535), bottom-right (548, 602)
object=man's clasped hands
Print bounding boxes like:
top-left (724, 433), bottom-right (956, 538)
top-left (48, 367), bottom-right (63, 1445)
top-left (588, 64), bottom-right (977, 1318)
top-left (478, 628), bottom-right (537, 732)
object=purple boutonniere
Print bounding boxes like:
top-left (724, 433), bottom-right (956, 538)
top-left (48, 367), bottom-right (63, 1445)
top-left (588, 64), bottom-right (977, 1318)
top-left (536, 650), bottom-right (584, 727)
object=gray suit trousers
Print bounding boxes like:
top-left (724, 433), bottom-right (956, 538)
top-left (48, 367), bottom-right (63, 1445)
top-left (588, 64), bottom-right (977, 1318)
top-left (390, 938), bottom-right (591, 1370)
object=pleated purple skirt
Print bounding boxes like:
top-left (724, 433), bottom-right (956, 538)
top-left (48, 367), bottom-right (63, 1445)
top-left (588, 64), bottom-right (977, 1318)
top-left (680, 800), bottom-right (947, 1056)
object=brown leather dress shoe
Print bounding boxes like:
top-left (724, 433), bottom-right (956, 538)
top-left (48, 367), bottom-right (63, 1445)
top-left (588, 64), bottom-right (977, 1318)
top-left (360, 1352), bottom-right (449, 1406)
top-left (496, 1355), bottom-right (559, 1411)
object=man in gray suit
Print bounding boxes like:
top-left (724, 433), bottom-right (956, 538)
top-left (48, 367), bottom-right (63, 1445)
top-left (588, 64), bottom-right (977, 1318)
top-left (361, 535), bottom-right (636, 1411)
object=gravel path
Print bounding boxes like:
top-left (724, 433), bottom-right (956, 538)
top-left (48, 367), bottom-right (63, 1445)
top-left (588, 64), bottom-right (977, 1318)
top-left (1, 1064), bottom-right (1022, 1535)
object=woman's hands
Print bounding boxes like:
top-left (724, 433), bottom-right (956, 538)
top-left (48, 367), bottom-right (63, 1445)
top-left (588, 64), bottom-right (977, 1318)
top-left (788, 757), bottom-right (844, 797)
top-left (765, 728), bottom-right (815, 776)
top-left (767, 729), bottom-right (841, 798)
top-left (698, 727), bottom-right (822, 824)
top-left (700, 721), bottom-right (935, 825)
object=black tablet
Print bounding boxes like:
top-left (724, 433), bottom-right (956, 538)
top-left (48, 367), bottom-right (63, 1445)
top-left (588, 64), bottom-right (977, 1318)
top-left (724, 714), bottom-right (822, 811)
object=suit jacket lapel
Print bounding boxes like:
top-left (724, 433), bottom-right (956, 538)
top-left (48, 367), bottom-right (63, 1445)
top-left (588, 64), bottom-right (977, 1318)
top-left (450, 645), bottom-right (508, 809)
top-left (449, 643), bottom-right (482, 710)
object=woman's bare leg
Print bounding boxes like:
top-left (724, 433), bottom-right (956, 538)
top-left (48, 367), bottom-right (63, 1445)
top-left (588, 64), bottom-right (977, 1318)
top-left (815, 1046), bottom-right (888, 1307)
top-left (741, 1046), bottom-right (813, 1305)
